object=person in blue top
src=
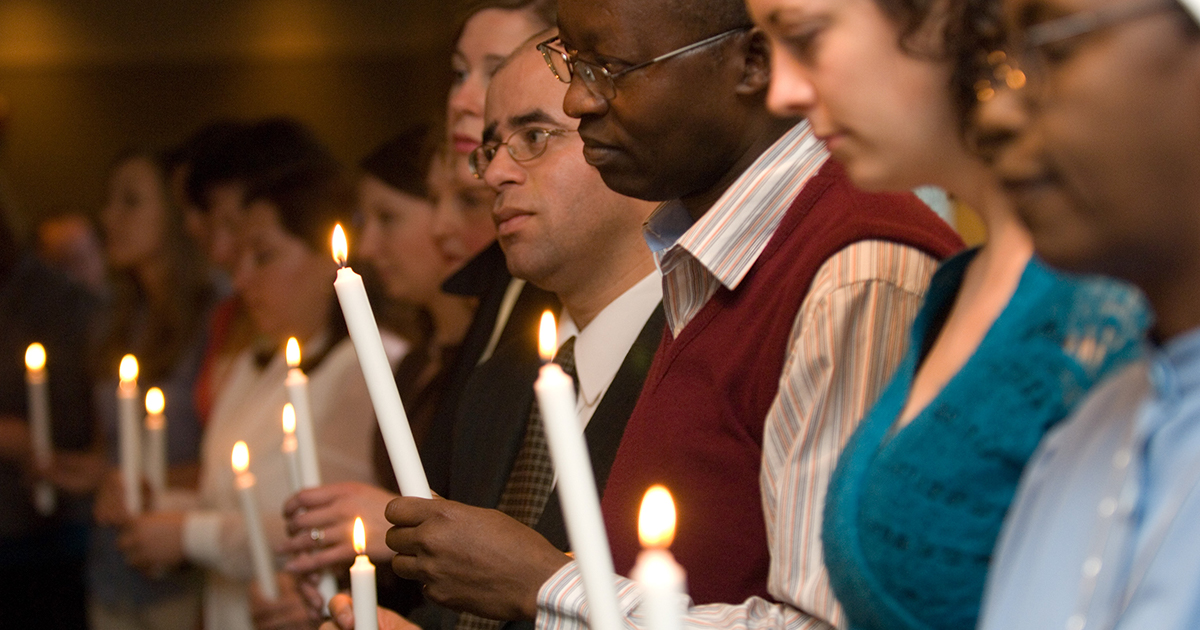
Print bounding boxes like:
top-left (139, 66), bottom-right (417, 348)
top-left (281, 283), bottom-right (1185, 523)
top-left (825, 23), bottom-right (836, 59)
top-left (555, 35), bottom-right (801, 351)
top-left (743, 0), bottom-right (1149, 628)
top-left (971, 0), bottom-right (1200, 627)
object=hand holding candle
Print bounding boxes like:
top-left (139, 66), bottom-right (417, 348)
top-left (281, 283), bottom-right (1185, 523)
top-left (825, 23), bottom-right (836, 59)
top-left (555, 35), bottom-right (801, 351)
top-left (331, 225), bottom-right (430, 499)
top-left (25, 343), bottom-right (55, 515)
top-left (118, 354), bottom-right (143, 515)
top-left (233, 441), bottom-right (280, 601)
top-left (632, 486), bottom-right (686, 630)
top-left (534, 311), bottom-right (622, 630)
top-left (350, 516), bottom-right (379, 630)
top-left (144, 388), bottom-right (167, 508)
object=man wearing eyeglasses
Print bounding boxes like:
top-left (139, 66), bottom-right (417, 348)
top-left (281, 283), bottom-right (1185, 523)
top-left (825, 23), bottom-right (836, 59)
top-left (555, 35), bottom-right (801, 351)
top-left (971, 0), bottom-right (1200, 628)
top-left (521, 0), bottom-right (963, 629)
top-left (376, 31), bottom-right (666, 630)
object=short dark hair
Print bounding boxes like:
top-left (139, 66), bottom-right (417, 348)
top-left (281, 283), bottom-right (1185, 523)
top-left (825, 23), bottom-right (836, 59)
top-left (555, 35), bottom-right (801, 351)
top-left (360, 125), bottom-right (438, 200)
top-left (185, 117), bottom-right (337, 211)
top-left (243, 164), bottom-right (356, 255)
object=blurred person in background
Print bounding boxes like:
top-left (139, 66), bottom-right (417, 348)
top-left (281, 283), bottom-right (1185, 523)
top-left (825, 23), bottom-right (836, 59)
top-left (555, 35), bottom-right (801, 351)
top-left (34, 210), bottom-right (108, 298)
top-left (0, 188), bottom-right (97, 629)
top-left (115, 164), bottom-right (385, 630)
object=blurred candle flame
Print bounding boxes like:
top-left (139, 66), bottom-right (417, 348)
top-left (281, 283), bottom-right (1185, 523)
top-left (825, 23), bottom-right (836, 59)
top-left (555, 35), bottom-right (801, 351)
top-left (119, 355), bottom-right (139, 383)
top-left (282, 403), bottom-right (296, 434)
top-left (353, 516), bottom-right (366, 555)
top-left (232, 441), bottom-right (250, 473)
top-left (286, 337), bottom-right (301, 368)
top-left (145, 388), bottom-right (165, 415)
top-left (538, 311), bottom-right (557, 362)
top-left (25, 343), bottom-right (45, 371)
top-left (638, 485), bottom-right (676, 548)
top-left (332, 224), bottom-right (348, 266)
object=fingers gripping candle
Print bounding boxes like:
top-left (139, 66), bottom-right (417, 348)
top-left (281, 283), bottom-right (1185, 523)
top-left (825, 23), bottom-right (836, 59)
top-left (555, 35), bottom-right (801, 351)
top-left (25, 343), bottom-right (55, 515)
top-left (535, 312), bottom-right (622, 630)
top-left (330, 225), bottom-right (430, 498)
top-left (118, 355), bottom-right (143, 515)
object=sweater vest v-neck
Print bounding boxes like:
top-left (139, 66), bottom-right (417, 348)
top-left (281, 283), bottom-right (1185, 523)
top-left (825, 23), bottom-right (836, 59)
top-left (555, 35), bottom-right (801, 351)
top-left (599, 160), bottom-right (964, 605)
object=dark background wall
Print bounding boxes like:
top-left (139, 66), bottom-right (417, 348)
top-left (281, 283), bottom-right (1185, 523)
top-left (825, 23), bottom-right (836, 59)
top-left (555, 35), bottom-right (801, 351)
top-left (0, 0), bottom-right (457, 234)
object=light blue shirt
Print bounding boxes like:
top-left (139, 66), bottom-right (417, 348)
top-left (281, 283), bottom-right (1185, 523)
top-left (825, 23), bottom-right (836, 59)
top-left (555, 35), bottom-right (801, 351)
top-left (980, 326), bottom-right (1200, 630)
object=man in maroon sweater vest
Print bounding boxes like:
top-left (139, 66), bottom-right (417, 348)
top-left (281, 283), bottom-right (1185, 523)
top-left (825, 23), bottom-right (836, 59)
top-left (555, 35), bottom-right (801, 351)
top-left (372, 4), bottom-right (963, 630)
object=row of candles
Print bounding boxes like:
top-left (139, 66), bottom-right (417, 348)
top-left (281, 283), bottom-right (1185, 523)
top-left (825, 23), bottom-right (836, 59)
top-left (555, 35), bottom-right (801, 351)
top-left (21, 224), bottom-right (687, 630)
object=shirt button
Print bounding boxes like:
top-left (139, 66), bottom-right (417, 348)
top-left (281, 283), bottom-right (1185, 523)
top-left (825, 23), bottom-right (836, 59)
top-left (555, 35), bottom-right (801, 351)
top-left (1113, 449), bottom-right (1131, 470)
top-left (1082, 557), bottom-right (1102, 578)
top-left (1067, 614), bottom-right (1086, 630)
top-left (1098, 498), bottom-right (1117, 517)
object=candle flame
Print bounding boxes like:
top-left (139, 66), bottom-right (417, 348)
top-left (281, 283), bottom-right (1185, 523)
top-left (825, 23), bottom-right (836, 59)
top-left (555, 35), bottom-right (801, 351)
top-left (286, 337), bottom-right (301, 368)
top-left (119, 354), bottom-right (139, 383)
top-left (331, 224), bottom-right (348, 266)
top-left (25, 343), bottom-right (46, 371)
top-left (282, 403), bottom-right (296, 434)
top-left (232, 441), bottom-right (250, 473)
top-left (638, 485), bottom-right (677, 548)
top-left (353, 516), bottom-right (366, 554)
top-left (145, 388), bottom-right (165, 415)
top-left (538, 311), bottom-right (557, 362)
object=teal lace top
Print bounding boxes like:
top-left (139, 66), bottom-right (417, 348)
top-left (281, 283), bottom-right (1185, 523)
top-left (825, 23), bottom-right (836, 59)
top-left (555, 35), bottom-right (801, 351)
top-left (822, 250), bottom-right (1149, 630)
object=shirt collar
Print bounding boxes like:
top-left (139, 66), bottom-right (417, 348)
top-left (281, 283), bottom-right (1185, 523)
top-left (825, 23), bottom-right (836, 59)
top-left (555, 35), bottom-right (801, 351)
top-left (642, 120), bottom-right (828, 291)
top-left (1148, 326), bottom-right (1200, 401)
top-left (557, 271), bottom-right (663, 404)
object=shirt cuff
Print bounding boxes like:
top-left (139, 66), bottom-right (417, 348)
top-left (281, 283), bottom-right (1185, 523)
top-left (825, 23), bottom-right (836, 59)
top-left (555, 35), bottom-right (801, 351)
top-left (536, 561), bottom-right (642, 630)
top-left (182, 510), bottom-right (225, 569)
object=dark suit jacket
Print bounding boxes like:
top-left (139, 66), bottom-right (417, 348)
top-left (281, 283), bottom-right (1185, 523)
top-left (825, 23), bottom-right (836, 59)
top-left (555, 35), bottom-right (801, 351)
top-left (415, 303), bottom-right (666, 630)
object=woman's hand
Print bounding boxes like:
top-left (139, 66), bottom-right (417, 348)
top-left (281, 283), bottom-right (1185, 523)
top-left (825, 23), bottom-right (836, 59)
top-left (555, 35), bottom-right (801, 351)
top-left (250, 571), bottom-right (322, 630)
top-left (282, 482), bottom-right (399, 573)
top-left (116, 510), bottom-right (186, 575)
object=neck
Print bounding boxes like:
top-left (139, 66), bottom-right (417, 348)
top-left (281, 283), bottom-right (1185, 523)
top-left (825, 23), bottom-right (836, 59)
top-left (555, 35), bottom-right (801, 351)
top-left (557, 246), bottom-right (656, 331)
top-left (425, 292), bottom-right (475, 348)
top-left (678, 116), bottom-right (798, 221)
top-left (1143, 271), bottom-right (1200, 342)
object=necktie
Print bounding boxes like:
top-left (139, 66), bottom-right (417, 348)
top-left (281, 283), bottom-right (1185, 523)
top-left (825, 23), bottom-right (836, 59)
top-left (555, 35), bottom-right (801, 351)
top-left (454, 337), bottom-right (577, 630)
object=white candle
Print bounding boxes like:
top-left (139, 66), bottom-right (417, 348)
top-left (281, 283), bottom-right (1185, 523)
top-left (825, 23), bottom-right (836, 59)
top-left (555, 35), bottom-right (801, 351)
top-left (25, 343), bottom-right (55, 515)
top-left (631, 486), bottom-right (686, 630)
top-left (232, 441), bottom-right (279, 600)
top-left (144, 388), bottom-right (167, 508)
top-left (280, 403), bottom-right (303, 495)
top-left (118, 354), bottom-right (142, 515)
top-left (330, 224), bottom-right (431, 499)
top-left (350, 516), bottom-right (378, 630)
top-left (284, 338), bottom-right (322, 488)
top-left (534, 311), bottom-right (622, 630)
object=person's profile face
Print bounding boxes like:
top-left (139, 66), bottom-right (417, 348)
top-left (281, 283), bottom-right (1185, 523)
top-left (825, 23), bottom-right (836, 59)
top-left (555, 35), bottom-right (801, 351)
top-left (975, 0), bottom-right (1200, 281)
top-left (555, 0), bottom-right (756, 203)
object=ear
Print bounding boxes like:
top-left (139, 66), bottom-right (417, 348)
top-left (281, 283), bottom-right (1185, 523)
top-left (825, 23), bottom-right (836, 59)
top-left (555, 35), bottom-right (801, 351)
top-left (735, 28), bottom-right (773, 96)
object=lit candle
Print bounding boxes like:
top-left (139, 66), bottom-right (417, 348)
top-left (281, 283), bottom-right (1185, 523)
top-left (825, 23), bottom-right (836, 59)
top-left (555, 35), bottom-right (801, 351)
top-left (280, 404), bottom-right (303, 495)
top-left (232, 441), bottom-right (279, 600)
top-left (350, 516), bottom-right (378, 630)
top-left (284, 338), bottom-right (322, 489)
top-left (631, 486), bottom-right (686, 630)
top-left (118, 354), bottom-right (142, 515)
top-left (25, 343), bottom-right (55, 515)
top-left (144, 388), bottom-right (167, 508)
top-left (535, 311), bottom-right (621, 630)
top-left (330, 224), bottom-right (431, 498)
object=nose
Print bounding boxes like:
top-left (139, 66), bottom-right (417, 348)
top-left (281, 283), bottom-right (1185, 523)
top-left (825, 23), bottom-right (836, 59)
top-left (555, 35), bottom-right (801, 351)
top-left (969, 87), bottom-right (1029, 166)
top-left (562, 76), bottom-right (609, 120)
top-left (482, 146), bottom-right (527, 193)
top-left (765, 50), bottom-right (817, 117)
top-left (449, 71), bottom-right (486, 121)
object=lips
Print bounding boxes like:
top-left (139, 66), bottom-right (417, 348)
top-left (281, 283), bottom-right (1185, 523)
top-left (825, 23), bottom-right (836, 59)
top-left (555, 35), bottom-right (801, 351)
top-left (493, 206), bottom-right (534, 237)
top-left (452, 134), bottom-right (480, 155)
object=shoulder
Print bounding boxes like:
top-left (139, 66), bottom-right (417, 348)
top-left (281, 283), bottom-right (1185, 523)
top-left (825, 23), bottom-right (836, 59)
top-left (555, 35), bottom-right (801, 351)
top-left (804, 241), bottom-right (942, 310)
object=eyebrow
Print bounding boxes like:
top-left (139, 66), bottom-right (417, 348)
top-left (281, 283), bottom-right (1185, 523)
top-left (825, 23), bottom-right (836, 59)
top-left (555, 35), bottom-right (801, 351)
top-left (483, 121), bottom-right (500, 144)
top-left (509, 109), bottom-right (557, 128)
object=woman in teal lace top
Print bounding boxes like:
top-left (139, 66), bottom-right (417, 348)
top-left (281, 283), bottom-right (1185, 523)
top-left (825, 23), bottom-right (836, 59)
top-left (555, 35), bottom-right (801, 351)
top-left (745, 0), bottom-right (1151, 627)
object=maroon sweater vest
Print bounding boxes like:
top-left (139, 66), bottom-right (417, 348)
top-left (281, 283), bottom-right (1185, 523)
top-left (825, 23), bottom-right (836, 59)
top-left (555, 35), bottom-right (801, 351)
top-left (600, 160), bottom-right (964, 605)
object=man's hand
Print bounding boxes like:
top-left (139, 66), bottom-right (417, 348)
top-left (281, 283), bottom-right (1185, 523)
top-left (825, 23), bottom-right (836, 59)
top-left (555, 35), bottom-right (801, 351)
top-left (43, 450), bottom-right (108, 495)
top-left (94, 468), bottom-right (133, 526)
top-left (318, 593), bottom-right (418, 630)
top-left (116, 510), bottom-right (186, 574)
top-left (282, 482), bottom-right (399, 573)
top-left (0, 417), bottom-right (32, 466)
top-left (384, 497), bottom-right (570, 621)
top-left (250, 571), bottom-right (321, 630)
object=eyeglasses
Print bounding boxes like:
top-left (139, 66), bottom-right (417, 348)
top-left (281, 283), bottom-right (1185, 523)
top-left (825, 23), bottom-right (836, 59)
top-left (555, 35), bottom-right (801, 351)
top-left (978, 0), bottom-right (1179, 102)
top-left (537, 26), bottom-right (752, 101)
top-left (468, 127), bottom-right (576, 178)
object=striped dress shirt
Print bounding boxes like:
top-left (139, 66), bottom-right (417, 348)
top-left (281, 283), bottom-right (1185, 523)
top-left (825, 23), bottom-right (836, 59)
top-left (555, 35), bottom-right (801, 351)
top-left (535, 121), bottom-right (942, 630)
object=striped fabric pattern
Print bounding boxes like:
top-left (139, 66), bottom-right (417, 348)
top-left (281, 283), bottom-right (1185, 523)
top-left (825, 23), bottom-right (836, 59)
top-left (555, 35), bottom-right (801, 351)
top-left (646, 122), bottom-right (828, 336)
top-left (534, 121), bottom-right (943, 630)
